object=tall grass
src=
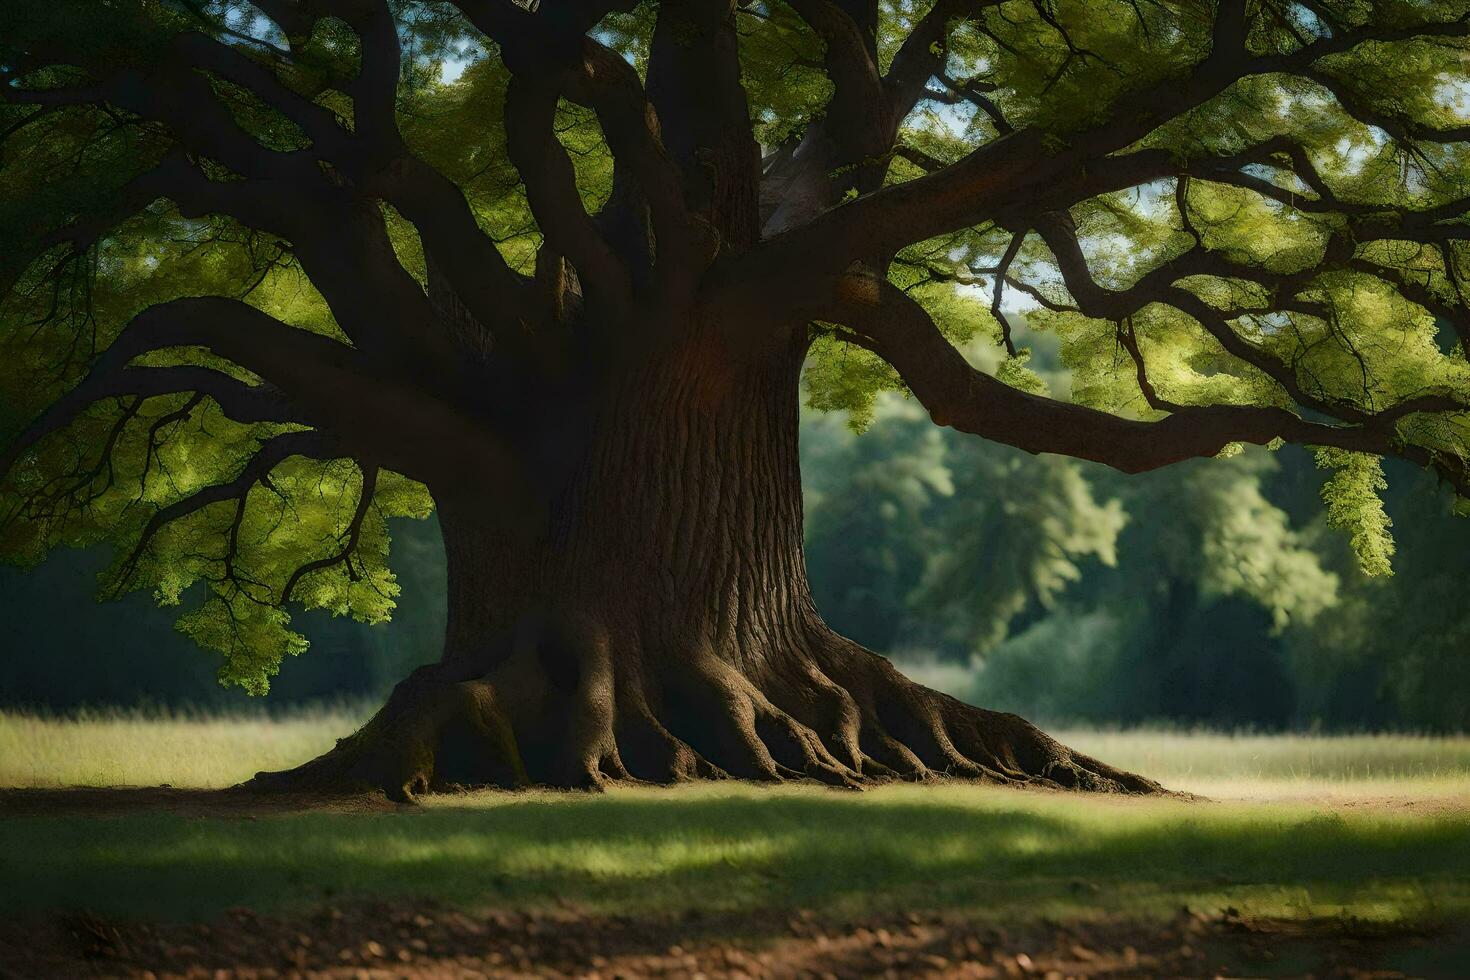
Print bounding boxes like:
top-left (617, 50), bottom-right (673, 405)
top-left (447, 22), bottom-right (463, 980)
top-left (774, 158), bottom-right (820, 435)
top-left (0, 704), bottom-right (367, 789)
top-left (1, 707), bottom-right (1468, 794)
top-left (1057, 728), bottom-right (1470, 797)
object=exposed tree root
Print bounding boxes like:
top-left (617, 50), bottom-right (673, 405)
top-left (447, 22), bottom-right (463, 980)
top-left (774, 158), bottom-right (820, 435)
top-left (247, 626), bottom-right (1161, 801)
top-left (240, 335), bottom-right (1163, 801)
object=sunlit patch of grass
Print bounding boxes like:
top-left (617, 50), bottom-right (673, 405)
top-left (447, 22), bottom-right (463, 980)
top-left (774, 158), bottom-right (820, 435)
top-left (3, 708), bottom-right (1468, 794)
top-left (1055, 729), bottom-right (1470, 798)
top-left (2, 783), bottom-right (1468, 927)
top-left (0, 705), bottom-right (368, 789)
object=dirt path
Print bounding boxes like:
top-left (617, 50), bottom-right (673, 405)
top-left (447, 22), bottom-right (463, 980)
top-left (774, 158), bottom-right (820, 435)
top-left (2, 901), bottom-right (1463, 979)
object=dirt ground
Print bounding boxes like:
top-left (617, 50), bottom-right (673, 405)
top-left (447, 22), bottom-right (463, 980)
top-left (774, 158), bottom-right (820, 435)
top-left (3, 900), bottom-right (1464, 979)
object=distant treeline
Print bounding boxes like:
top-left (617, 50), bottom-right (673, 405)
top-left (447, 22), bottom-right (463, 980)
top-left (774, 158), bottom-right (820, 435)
top-left (805, 400), bottom-right (1470, 732)
top-left (4, 404), bottom-right (1468, 731)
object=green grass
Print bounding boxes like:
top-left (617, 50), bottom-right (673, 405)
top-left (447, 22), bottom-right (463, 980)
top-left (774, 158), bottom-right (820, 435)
top-left (2, 709), bottom-right (1468, 928)
top-left (0, 704), bottom-right (363, 789)
top-left (5, 706), bottom-right (1468, 795)
top-left (1054, 728), bottom-right (1470, 798)
top-left (3, 785), bottom-right (1468, 926)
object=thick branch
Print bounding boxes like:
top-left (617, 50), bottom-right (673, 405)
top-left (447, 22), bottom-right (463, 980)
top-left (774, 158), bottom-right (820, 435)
top-left (3, 10), bottom-right (479, 363)
top-left (739, 11), bottom-right (1470, 293)
top-left (1, 292), bottom-right (543, 526)
top-left (369, 156), bottom-right (536, 334)
top-left (823, 270), bottom-right (1464, 488)
top-left (457, 1), bottom-right (706, 299)
top-left (884, 0), bottom-right (1007, 120)
top-left (504, 76), bottom-right (632, 315)
top-left (575, 41), bottom-right (697, 294)
top-left (172, 30), bottom-right (352, 159)
top-left (647, 0), bottom-right (761, 252)
top-left (331, 0), bottom-right (403, 156)
top-left (0, 300), bottom-right (359, 479)
top-left (784, 0), bottom-right (886, 138)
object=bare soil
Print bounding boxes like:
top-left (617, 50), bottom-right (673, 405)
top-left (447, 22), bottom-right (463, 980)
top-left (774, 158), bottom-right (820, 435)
top-left (2, 900), bottom-right (1462, 979)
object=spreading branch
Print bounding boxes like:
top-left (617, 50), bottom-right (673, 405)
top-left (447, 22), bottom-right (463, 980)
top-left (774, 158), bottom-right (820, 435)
top-left (280, 463), bottom-right (379, 604)
top-left (109, 428), bottom-right (347, 596)
top-left (823, 269), bottom-right (1469, 496)
top-left (738, 11), bottom-right (1470, 294)
top-left (504, 76), bottom-right (633, 315)
top-left (885, 0), bottom-right (1008, 120)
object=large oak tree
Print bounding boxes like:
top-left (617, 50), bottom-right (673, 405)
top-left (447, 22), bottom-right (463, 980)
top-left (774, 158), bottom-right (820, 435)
top-left (3, 0), bottom-right (1469, 797)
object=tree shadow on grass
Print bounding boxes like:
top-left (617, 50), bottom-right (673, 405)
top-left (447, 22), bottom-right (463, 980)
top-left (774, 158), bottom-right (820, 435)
top-left (1, 788), bottom-right (1468, 925)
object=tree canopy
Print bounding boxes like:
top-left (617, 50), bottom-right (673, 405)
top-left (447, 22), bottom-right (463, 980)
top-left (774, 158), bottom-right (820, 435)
top-left (4, 0), bottom-right (1470, 695)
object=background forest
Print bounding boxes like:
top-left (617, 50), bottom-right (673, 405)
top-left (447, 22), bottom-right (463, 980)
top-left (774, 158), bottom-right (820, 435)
top-left (4, 320), bottom-right (1466, 731)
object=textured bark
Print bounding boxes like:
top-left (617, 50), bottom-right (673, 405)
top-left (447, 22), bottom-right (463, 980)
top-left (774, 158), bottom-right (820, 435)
top-left (250, 333), bottom-right (1160, 800)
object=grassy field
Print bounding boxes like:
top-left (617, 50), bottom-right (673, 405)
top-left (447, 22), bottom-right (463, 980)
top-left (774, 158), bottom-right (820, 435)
top-left (4, 705), bottom-right (1468, 796)
top-left (1054, 727), bottom-right (1470, 800)
top-left (2, 708), bottom-right (1468, 934)
top-left (0, 704), bottom-right (364, 790)
top-left (6, 781), bottom-right (1469, 924)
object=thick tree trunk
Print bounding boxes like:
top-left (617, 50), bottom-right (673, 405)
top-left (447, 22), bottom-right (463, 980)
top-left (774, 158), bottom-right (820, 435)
top-left (250, 334), bottom-right (1159, 799)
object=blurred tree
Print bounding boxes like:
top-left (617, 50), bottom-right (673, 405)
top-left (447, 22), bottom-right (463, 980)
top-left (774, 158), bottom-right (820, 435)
top-left (804, 405), bottom-right (951, 654)
top-left (1286, 465), bottom-right (1470, 731)
top-left (805, 398), bottom-right (1337, 728)
top-left (806, 396), bottom-right (1470, 731)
